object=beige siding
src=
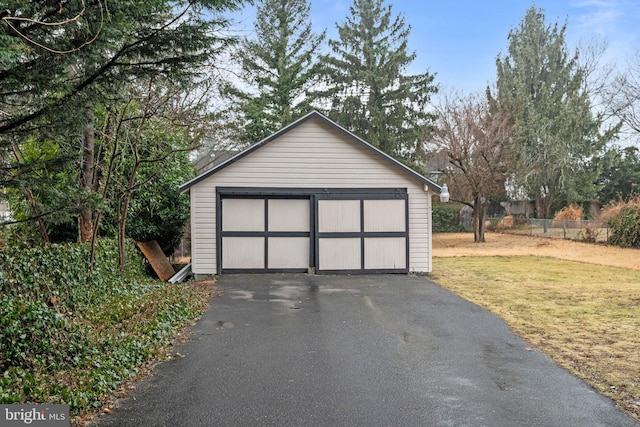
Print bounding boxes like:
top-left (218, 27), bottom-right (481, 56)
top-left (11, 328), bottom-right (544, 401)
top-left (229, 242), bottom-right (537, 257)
top-left (189, 117), bottom-right (433, 274)
top-left (190, 185), bottom-right (217, 274)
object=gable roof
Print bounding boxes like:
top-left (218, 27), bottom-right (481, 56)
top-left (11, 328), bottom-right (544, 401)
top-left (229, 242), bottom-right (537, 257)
top-left (179, 111), bottom-right (442, 194)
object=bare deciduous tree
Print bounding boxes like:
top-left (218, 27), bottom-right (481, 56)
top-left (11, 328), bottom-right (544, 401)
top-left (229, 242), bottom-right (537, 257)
top-left (608, 51), bottom-right (640, 139)
top-left (432, 91), bottom-right (513, 242)
top-left (95, 79), bottom-right (205, 269)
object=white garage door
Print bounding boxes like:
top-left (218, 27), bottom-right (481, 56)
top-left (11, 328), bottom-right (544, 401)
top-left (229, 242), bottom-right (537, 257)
top-left (218, 189), bottom-right (408, 274)
top-left (316, 196), bottom-right (408, 273)
top-left (220, 197), bottom-right (311, 272)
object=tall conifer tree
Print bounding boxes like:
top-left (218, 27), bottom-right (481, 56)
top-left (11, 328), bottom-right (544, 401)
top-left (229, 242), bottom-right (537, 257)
top-left (316, 0), bottom-right (437, 163)
top-left (490, 6), bottom-right (616, 218)
top-left (223, 0), bottom-right (326, 143)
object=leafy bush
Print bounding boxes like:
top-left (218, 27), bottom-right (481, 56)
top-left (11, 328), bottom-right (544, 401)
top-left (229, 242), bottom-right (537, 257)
top-left (433, 202), bottom-right (465, 232)
top-left (0, 239), bottom-right (207, 421)
top-left (125, 151), bottom-right (194, 256)
top-left (127, 180), bottom-right (190, 256)
top-left (608, 204), bottom-right (640, 248)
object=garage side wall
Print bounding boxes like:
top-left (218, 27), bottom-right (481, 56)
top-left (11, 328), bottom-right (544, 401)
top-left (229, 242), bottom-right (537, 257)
top-left (190, 118), bottom-right (433, 274)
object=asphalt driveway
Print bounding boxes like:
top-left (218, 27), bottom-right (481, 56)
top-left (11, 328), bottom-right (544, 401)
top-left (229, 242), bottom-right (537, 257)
top-left (93, 274), bottom-right (638, 427)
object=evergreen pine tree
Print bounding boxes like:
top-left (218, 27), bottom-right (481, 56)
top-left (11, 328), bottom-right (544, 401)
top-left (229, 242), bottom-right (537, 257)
top-left (222, 0), bottom-right (326, 143)
top-left (316, 0), bottom-right (437, 163)
top-left (489, 6), bottom-right (616, 218)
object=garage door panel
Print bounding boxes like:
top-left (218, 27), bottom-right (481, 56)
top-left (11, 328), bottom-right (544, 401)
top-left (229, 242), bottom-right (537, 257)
top-left (318, 200), bottom-right (360, 232)
top-left (268, 199), bottom-right (310, 232)
top-left (364, 199), bottom-right (406, 232)
top-left (222, 237), bottom-right (264, 269)
top-left (318, 238), bottom-right (361, 270)
top-left (268, 237), bottom-right (309, 269)
top-left (364, 237), bottom-right (407, 270)
top-left (222, 199), bottom-right (264, 231)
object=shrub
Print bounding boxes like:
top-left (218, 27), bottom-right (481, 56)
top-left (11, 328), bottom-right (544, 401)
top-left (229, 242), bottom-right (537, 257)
top-left (433, 202), bottom-right (465, 232)
top-left (608, 204), bottom-right (640, 248)
top-left (125, 151), bottom-right (194, 256)
top-left (127, 182), bottom-right (190, 256)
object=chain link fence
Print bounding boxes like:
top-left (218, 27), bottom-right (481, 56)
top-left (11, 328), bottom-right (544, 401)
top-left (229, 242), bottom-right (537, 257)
top-left (487, 217), bottom-right (610, 243)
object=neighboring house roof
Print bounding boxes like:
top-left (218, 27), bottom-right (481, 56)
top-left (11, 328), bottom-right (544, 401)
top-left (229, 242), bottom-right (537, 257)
top-left (180, 111), bottom-right (443, 194)
top-left (193, 150), bottom-right (237, 174)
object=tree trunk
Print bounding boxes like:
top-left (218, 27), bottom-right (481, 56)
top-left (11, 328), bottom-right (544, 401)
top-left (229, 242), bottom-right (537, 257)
top-left (536, 193), bottom-right (549, 232)
top-left (118, 161), bottom-right (140, 270)
top-left (473, 195), bottom-right (486, 243)
top-left (116, 101), bottom-right (147, 270)
top-left (117, 196), bottom-right (128, 270)
top-left (90, 113), bottom-right (118, 269)
top-left (78, 106), bottom-right (95, 242)
top-left (9, 143), bottom-right (50, 243)
top-left (25, 188), bottom-right (51, 244)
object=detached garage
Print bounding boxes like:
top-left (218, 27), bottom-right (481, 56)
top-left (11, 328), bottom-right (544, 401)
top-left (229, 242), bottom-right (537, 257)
top-left (179, 111), bottom-right (443, 276)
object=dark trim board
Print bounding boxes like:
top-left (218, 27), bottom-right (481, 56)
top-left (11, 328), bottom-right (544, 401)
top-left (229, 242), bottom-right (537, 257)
top-left (223, 231), bottom-right (310, 238)
top-left (360, 199), bottom-right (365, 271)
top-left (217, 187), bottom-right (407, 197)
top-left (317, 268), bottom-right (409, 275)
top-left (317, 232), bottom-right (407, 238)
top-left (217, 187), bottom-right (410, 274)
top-left (221, 268), bottom-right (310, 274)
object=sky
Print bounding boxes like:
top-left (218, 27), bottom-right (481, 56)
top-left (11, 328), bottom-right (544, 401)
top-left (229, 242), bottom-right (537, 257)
top-left (228, 0), bottom-right (640, 94)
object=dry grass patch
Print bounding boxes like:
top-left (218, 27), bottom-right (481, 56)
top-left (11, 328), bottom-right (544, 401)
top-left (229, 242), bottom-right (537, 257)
top-left (430, 256), bottom-right (640, 419)
top-left (433, 232), bottom-right (640, 270)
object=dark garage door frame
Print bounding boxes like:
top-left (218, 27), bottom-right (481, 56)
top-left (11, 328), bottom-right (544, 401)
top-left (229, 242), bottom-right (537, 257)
top-left (216, 187), bottom-right (409, 274)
